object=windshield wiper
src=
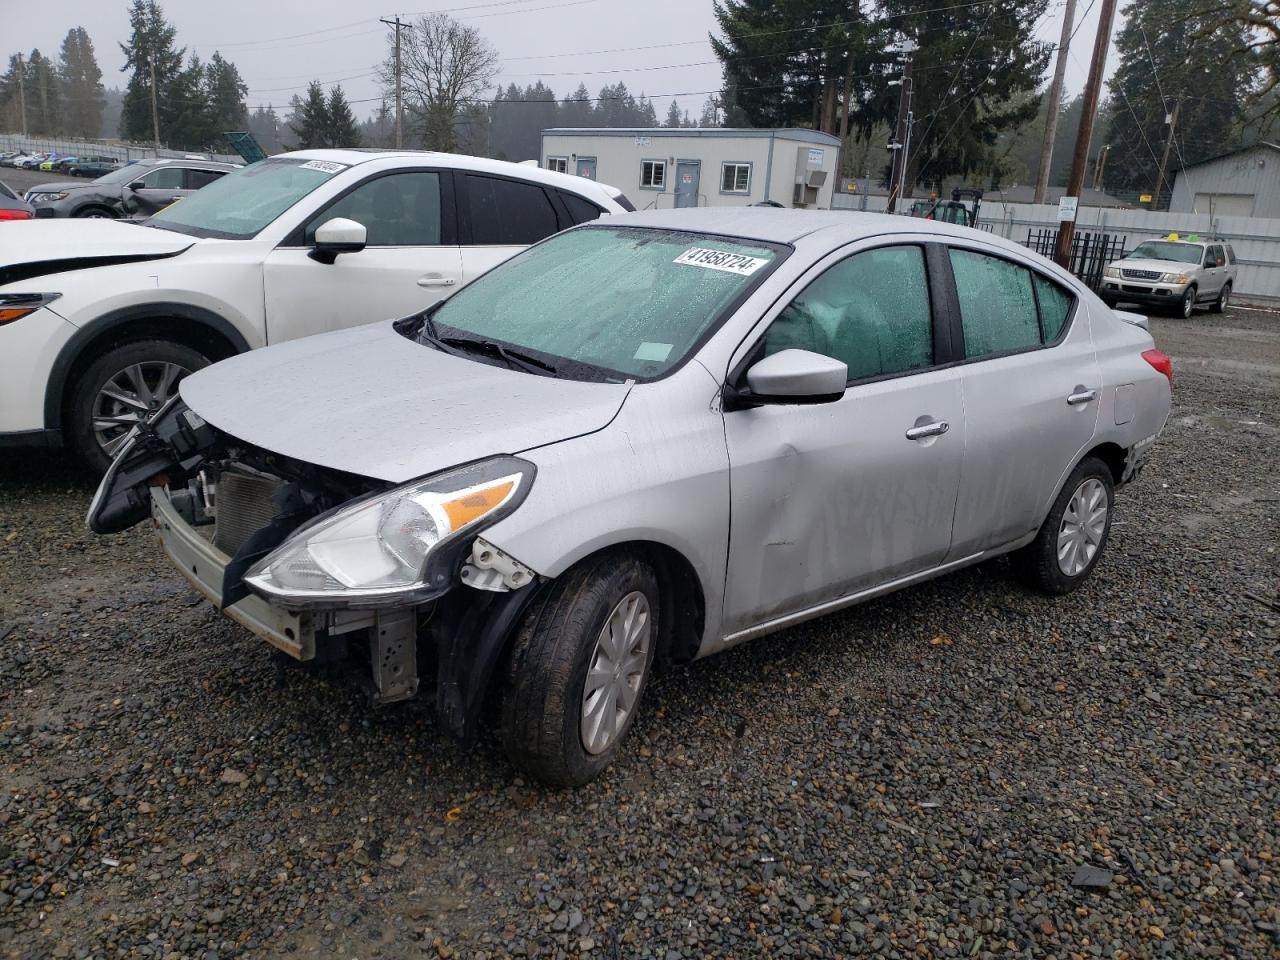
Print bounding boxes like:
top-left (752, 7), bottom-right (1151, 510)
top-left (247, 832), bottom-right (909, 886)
top-left (438, 336), bottom-right (558, 376)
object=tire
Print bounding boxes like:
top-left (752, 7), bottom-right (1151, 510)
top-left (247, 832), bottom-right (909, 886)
top-left (1013, 457), bottom-right (1114, 595)
top-left (1210, 282), bottom-right (1231, 314)
top-left (67, 339), bottom-right (210, 473)
top-left (1175, 286), bottom-right (1196, 318)
top-left (501, 552), bottom-right (659, 787)
top-left (74, 205), bottom-right (117, 219)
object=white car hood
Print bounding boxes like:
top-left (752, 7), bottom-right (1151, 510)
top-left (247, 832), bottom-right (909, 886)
top-left (0, 220), bottom-right (193, 283)
top-left (180, 320), bottom-right (632, 483)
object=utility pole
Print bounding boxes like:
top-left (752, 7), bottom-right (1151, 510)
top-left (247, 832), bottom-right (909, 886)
top-left (16, 53), bottom-right (26, 139)
top-left (886, 39), bottom-right (917, 213)
top-left (149, 55), bottom-right (161, 150)
top-left (1092, 143), bottom-right (1110, 190)
top-left (380, 16), bottom-right (406, 149)
top-left (1053, 0), bottom-right (1117, 269)
top-left (1152, 98), bottom-right (1181, 211)
top-left (1034, 0), bottom-right (1077, 203)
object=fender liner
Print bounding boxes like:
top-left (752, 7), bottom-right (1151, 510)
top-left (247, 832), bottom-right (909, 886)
top-left (43, 302), bottom-right (252, 432)
top-left (433, 585), bottom-right (543, 743)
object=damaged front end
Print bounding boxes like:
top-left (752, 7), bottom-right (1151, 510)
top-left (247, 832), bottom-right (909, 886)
top-left (87, 399), bottom-right (542, 740)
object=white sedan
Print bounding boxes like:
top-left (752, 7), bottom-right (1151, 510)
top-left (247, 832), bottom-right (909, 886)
top-left (0, 150), bottom-right (631, 469)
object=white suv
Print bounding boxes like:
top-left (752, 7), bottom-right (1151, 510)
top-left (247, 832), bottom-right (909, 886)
top-left (0, 149), bottom-right (632, 469)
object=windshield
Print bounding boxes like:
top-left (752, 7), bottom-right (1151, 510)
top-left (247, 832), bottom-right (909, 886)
top-left (93, 164), bottom-right (145, 185)
top-left (1129, 240), bottom-right (1204, 264)
top-left (428, 225), bottom-right (783, 380)
top-left (146, 157), bottom-right (346, 239)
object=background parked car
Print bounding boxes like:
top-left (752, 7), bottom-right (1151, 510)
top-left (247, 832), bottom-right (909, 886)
top-left (68, 157), bottom-right (121, 178)
top-left (0, 179), bottom-right (34, 220)
top-left (23, 157), bottom-right (240, 219)
top-left (0, 149), bottom-right (633, 468)
top-left (1100, 234), bottom-right (1238, 317)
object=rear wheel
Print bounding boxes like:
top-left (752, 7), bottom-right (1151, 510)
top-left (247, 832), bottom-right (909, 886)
top-left (501, 552), bottom-right (658, 787)
top-left (1013, 457), bottom-right (1114, 595)
top-left (1210, 282), bottom-right (1231, 314)
top-left (67, 339), bottom-right (209, 472)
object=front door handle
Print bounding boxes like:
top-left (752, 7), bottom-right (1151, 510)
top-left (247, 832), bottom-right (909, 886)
top-left (1066, 388), bottom-right (1098, 405)
top-left (417, 276), bottom-right (457, 288)
top-left (906, 419), bottom-right (950, 441)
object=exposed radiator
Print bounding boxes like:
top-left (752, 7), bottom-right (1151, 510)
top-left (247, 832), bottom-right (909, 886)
top-left (213, 469), bottom-right (282, 556)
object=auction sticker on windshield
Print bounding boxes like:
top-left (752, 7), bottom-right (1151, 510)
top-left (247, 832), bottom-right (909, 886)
top-left (299, 159), bottom-right (347, 174)
top-left (674, 247), bottom-right (769, 276)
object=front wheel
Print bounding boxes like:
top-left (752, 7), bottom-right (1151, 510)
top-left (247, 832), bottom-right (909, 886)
top-left (1013, 457), bottom-right (1114, 595)
top-left (67, 339), bottom-right (209, 472)
top-left (1210, 282), bottom-right (1231, 314)
top-left (1175, 286), bottom-right (1196, 318)
top-left (501, 553), bottom-right (659, 787)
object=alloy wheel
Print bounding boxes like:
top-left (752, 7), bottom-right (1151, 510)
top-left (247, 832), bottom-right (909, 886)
top-left (580, 590), bottom-right (651, 755)
top-left (91, 361), bottom-right (189, 460)
top-left (1056, 477), bottom-right (1108, 577)
top-left (1181, 291), bottom-right (1194, 318)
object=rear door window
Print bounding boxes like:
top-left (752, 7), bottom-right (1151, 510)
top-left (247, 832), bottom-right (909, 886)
top-left (465, 175), bottom-right (559, 245)
top-left (1032, 274), bottom-right (1073, 341)
top-left (558, 190), bottom-right (604, 225)
top-left (949, 249), bottom-right (1041, 357)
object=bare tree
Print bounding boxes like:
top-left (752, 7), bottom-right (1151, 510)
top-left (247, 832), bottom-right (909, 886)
top-left (380, 13), bottom-right (499, 152)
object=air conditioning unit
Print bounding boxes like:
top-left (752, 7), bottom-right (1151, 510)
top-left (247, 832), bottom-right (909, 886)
top-left (793, 147), bottom-right (828, 207)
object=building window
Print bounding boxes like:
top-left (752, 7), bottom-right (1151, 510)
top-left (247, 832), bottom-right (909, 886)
top-left (721, 162), bottom-right (751, 194)
top-left (546, 156), bottom-right (568, 174)
top-left (640, 159), bottom-right (666, 190)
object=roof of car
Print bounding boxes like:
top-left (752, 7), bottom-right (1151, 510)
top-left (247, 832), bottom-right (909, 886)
top-left (281, 148), bottom-right (622, 200)
top-left (603, 207), bottom-right (1002, 246)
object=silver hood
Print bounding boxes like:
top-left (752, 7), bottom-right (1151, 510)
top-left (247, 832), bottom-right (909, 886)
top-left (180, 320), bottom-right (632, 483)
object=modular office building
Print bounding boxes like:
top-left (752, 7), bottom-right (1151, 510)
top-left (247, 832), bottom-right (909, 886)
top-left (540, 128), bottom-right (841, 210)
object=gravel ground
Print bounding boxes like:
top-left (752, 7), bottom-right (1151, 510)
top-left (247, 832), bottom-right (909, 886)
top-left (0, 167), bottom-right (80, 195)
top-left (2, 306), bottom-right (1277, 960)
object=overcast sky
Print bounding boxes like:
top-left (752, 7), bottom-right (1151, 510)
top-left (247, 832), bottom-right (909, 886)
top-left (6, 0), bottom-right (1120, 121)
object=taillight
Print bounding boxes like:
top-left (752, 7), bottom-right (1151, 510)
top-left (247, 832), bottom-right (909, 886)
top-left (1142, 349), bottom-right (1172, 386)
top-left (0, 209), bottom-right (33, 220)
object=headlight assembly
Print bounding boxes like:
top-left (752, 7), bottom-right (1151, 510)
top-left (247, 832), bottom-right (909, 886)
top-left (244, 456), bottom-right (535, 609)
top-left (1160, 272), bottom-right (1189, 284)
top-left (1103, 266), bottom-right (1120, 278)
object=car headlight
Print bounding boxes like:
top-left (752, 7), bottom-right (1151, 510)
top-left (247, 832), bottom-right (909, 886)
top-left (244, 456), bottom-right (535, 609)
top-left (1103, 266), bottom-right (1120, 278)
top-left (1160, 272), bottom-right (1189, 284)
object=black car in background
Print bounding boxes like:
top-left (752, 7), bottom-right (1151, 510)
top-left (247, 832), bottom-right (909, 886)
top-left (24, 157), bottom-right (240, 218)
top-left (67, 158), bottom-right (122, 178)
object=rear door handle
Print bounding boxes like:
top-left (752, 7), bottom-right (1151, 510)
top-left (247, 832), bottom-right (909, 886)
top-left (417, 276), bottom-right (457, 288)
top-left (1066, 388), bottom-right (1098, 405)
top-left (906, 419), bottom-right (950, 441)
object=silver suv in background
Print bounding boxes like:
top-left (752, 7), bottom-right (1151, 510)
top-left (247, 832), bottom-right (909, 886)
top-left (24, 157), bottom-right (241, 219)
top-left (1100, 234), bottom-right (1238, 317)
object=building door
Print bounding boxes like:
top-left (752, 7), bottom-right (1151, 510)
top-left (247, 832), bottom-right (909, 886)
top-left (674, 160), bottom-right (700, 208)
top-left (575, 157), bottom-right (596, 180)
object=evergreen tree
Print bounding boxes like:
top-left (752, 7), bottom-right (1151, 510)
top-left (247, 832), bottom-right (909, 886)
top-left (287, 81), bottom-right (330, 148)
top-left (24, 50), bottom-right (62, 136)
top-left (167, 53), bottom-right (217, 149)
top-left (0, 55), bottom-right (26, 134)
top-left (488, 82), bottom-right (557, 161)
top-left (636, 94), bottom-right (659, 127)
top-left (1102, 0), bottom-right (1254, 200)
top-left (59, 27), bottom-right (105, 139)
top-left (326, 85), bottom-right (361, 147)
top-left (247, 104), bottom-right (283, 153)
top-left (119, 0), bottom-right (186, 143)
top-left (205, 52), bottom-right (247, 133)
top-left (559, 83), bottom-right (593, 126)
top-left (872, 0), bottom-right (1051, 196)
top-left (665, 99), bottom-right (683, 127)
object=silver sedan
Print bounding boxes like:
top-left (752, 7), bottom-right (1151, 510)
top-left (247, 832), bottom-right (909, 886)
top-left (91, 209), bottom-right (1173, 786)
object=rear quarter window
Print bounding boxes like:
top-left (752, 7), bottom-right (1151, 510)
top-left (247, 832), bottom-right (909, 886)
top-left (558, 190), bottom-right (604, 225)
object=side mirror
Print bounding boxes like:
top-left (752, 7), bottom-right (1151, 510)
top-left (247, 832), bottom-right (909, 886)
top-left (127, 180), bottom-right (145, 191)
top-left (308, 217), bottom-right (367, 264)
top-left (730, 349), bottom-right (848, 408)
